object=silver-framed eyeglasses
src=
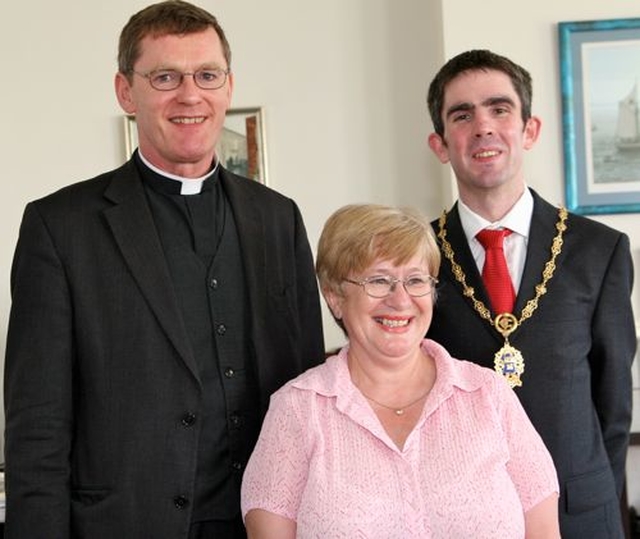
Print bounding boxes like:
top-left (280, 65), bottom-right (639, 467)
top-left (344, 274), bottom-right (438, 298)
top-left (133, 67), bottom-right (230, 91)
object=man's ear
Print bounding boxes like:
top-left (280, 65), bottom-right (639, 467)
top-left (115, 72), bottom-right (136, 114)
top-left (523, 115), bottom-right (541, 150)
top-left (428, 133), bottom-right (450, 164)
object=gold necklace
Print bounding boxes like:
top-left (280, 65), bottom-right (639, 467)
top-left (360, 388), bottom-right (430, 416)
top-left (349, 351), bottom-right (431, 415)
top-left (437, 206), bottom-right (568, 388)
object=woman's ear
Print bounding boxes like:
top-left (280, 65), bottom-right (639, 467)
top-left (323, 288), bottom-right (343, 320)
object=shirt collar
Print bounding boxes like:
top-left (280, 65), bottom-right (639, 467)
top-left (290, 340), bottom-right (486, 403)
top-left (137, 149), bottom-right (219, 195)
top-left (458, 187), bottom-right (533, 241)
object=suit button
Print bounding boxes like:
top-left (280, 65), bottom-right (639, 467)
top-left (209, 278), bottom-right (219, 289)
top-left (230, 413), bottom-right (241, 426)
top-left (173, 495), bottom-right (189, 509)
top-left (216, 323), bottom-right (227, 336)
top-left (231, 461), bottom-right (243, 472)
top-left (181, 412), bottom-right (197, 427)
top-left (224, 368), bottom-right (235, 378)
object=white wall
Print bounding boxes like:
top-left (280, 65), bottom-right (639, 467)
top-left (1, 0), bottom-right (638, 509)
top-left (217, 0), bottom-right (443, 348)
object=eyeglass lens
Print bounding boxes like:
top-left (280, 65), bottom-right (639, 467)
top-left (142, 68), bottom-right (228, 90)
top-left (364, 276), bottom-right (434, 298)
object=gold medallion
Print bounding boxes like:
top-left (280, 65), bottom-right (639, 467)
top-left (494, 342), bottom-right (525, 388)
top-left (493, 313), bottom-right (524, 388)
top-left (494, 313), bottom-right (519, 336)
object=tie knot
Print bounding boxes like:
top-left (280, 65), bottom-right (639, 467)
top-left (476, 228), bottom-right (511, 250)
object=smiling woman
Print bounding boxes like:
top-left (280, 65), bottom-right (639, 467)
top-left (240, 203), bottom-right (561, 539)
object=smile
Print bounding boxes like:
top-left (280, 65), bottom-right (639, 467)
top-left (375, 317), bottom-right (410, 328)
top-left (473, 150), bottom-right (499, 158)
top-left (171, 117), bottom-right (205, 124)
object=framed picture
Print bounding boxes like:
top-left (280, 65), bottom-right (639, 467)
top-left (218, 107), bottom-right (268, 184)
top-left (123, 106), bottom-right (268, 184)
top-left (558, 18), bottom-right (640, 214)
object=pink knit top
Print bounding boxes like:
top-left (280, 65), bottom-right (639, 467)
top-left (241, 340), bottom-right (558, 538)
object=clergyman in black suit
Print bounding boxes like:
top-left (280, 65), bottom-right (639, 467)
top-left (3, 2), bottom-right (324, 538)
top-left (426, 49), bottom-right (636, 538)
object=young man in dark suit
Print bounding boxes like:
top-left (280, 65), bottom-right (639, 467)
top-left (426, 49), bottom-right (636, 539)
top-left (3, 2), bottom-right (324, 537)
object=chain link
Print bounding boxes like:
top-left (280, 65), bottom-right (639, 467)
top-left (437, 207), bottom-right (568, 332)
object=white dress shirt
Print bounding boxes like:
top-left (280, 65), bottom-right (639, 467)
top-left (457, 188), bottom-right (533, 292)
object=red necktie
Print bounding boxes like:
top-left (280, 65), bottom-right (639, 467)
top-left (476, 228), bottom-right (515, 314)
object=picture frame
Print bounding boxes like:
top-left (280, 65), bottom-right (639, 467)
top-left (558, 18), bottom-right (640, 215)
top-left (218, 107), bottom-right (268, 185)
top-left (123, 106), bottom-right (268, 185)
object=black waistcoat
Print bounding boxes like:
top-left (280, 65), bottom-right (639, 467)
top-left (138, 158), bottom-right (260, 522)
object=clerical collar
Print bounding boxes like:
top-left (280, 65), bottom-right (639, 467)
top-left (137, 150), bottom-right (219, 195)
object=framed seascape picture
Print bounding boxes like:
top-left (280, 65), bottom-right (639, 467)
top-left (123, 106), bottom-right (268, 185)
top-left (558, 18), bottom-right (640, 214)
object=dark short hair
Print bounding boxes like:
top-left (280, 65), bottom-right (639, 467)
top-left (118, 0), bottom-right (231, 77)
top-left (427, 49), bottom-right (532, 137)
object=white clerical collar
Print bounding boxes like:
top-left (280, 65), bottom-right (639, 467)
top-left (138, 150), bottom-right (219, 195)
top-left (458, 187), bottom-right (533, 242)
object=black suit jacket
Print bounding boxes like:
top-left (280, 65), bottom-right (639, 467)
top-left (427, 190), bottom-right (636, 539)
top-left (3, 160), bottom-right (325, 538)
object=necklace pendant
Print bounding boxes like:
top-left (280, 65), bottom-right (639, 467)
top-left (493, 342), bottom-right (525, 388)
top-left (394, 409), bottom-right (404, 416)
top-left (494, 313), bottom-right (519, 338)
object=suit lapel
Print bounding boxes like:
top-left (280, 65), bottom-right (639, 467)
top-left (441, 205), bottom-right (493, 309)
top-left (219, 170), bottom-right (267, 327)
top-left (514, 190), bottom-right (562, 314)
top-left (102, 161), bottom-right (200, 383)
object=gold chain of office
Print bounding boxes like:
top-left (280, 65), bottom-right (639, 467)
top-left (436, 206), bottom-right (568, 388)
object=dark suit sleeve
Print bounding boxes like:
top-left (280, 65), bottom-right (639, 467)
top-left (589, 231), bottom-right (636, 495)
top-left (4, 202), bottom-right (73, 538)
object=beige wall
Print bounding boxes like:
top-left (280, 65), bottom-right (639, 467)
top-left (1, 0), bottom-right (638, 506)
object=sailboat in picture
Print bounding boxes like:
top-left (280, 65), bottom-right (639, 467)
top-left (615, 82), bottom-right (640, 151)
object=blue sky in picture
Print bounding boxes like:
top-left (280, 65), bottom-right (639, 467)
top-left (584, 40), bottom-right (640, 106)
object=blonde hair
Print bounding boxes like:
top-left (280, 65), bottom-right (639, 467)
top-left (316, 204), bottom-right (440, 296)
